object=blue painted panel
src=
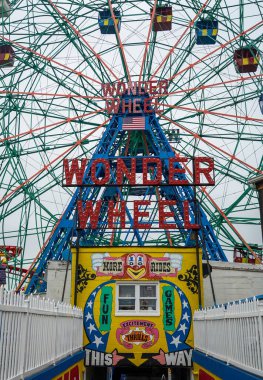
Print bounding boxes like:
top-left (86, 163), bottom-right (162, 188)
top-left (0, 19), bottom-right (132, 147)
top-left (193, 350), bottom-right (262, 380)
top-left (25, 350), bottom-right (85, 380)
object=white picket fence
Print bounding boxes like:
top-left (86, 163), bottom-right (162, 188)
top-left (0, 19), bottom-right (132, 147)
top-left (194, 297), bottom-right (263, 377)
top-left (0, 286), bottom-right (83, 380)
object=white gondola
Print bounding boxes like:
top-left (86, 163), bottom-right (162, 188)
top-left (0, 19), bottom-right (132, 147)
top-left (1, 0), bottom-right (11, 18)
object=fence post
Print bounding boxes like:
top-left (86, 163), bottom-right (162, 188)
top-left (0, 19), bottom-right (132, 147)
top-left (223, 307), bottom-right (228, 364)
top-left (204, 309), bottom-right (208, 356)
top-left (257, 300), bottom-right (263, 371)
top-left (22, 299), bottom-right (30, 379)
top-left (71, 311), bottom-right (75, 355)
top-left (53, 306), bottom-right (58, 365)
top-left (0, 286), bottom-right (5, 380)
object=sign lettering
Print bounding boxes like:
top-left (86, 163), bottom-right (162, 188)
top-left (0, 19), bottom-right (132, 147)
top-left (99, 286), bottom-right (113, 331)
top-left (116, 320), bottom-right (159, 349)
top-left (102, 80), bottom-right (168, 115)
top-left (92, 253), bottom-right (182, 279)
top-left (153, 349), bottom-right (192, 367)
top-left (85, 349), bottom-right (113, 367)
top-left (162, 286), bottom-right (175, 331)
top-left (63, 157), bottom-right (215, 187)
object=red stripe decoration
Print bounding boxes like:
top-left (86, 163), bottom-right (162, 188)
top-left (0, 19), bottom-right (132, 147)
top-left (122, 116), bottom-right (145, 130)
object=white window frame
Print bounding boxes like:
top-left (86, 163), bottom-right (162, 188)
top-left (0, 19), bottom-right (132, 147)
top-left (115, 282), bottom-right (160, 316)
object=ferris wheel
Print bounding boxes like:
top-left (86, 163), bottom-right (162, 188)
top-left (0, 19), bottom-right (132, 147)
top-left (0, 0), bottom-right (262, 289)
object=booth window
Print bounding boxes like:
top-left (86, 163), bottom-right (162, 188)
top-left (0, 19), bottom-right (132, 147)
top-left (116, 283), bottom-right (159, 315)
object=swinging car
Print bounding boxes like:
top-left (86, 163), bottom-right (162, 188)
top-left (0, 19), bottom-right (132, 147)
top-left (0, 245), bottom-right (22, 285)
top-left (98, 9), bottom-right (121, 34)
top-left (258, 93), bottom-right (263, 114)
top-left (0, 0), bottom-right (10, 18)
top-left (195, 19), bottom-right (218, 45)
top-left (151, 6), bottom-right (172, 32)
top-left (0, 44), bottom-right (14, 67)
top-left (233, 243), bottom-right (261, 264)
top-left (234, 47), bottom-right (259, 73)
top-left (0, 245), bottom-right (22, 259)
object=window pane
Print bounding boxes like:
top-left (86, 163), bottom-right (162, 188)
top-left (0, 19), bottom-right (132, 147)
top-left (119, 299), bottom-right (135, 310)
top-left (140, 285), bottom-right (156, 297)
top-left (119, 285), bottom-right (135, 297)
top-left (140, 299), bottom-right (156, 311)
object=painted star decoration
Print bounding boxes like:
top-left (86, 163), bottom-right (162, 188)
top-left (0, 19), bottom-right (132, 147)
top-left (85, 312), bottom-right (93, 321)
top-left (178, 323), bottom-right (187, 335)
top-left (164, 282), bottom-right (192, 352)
top-left (92, 335), bottom-right (104, 348)
top-left (87, 323), bottom-right (97, 334)
top-left (87, 300), bottom-right (93, 308)
top-left (84, 280), bottom-right (115, 352)
top-left (171, 335), bottom-right (181, 348)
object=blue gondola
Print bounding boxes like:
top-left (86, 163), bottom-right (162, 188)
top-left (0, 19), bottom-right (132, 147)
top-left (0, 263), bottom-right (6, 285)
top-left (259, 94), bottom-right (263, 114)
top-left (195, 19), bottom-right (218, 45)
top-left (98, 9), bottom-right (121, 34)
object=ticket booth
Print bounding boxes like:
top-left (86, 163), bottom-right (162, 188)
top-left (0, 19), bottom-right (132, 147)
top-left (71, 247), bottom-right (203, 380)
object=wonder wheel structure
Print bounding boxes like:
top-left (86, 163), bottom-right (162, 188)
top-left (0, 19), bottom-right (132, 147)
top-left (0, 0), bottom-right (262, 290)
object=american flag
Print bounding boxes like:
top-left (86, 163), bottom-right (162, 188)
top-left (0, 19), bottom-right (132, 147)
top-left (122, 116), bottom-right (145, 130)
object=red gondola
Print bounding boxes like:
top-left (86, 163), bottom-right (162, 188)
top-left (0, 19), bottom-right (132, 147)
top-left (234, 48), bottom-right (259, 73)
top-left (0, 246), bottom-right (22, 285)
top-left (0, 245), bottom-right (22, 259)
top-left (233, 244), bottom-right (259, 264)
top-left (0, 44), bottom-right (14, 67)
top-left (150, 6), bottom-right (172, 32)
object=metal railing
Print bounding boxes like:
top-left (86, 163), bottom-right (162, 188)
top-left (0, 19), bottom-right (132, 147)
top-left (0, 286), bottom-right (83, 380)
top-left (194, 297), bottom-right (263, 377)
